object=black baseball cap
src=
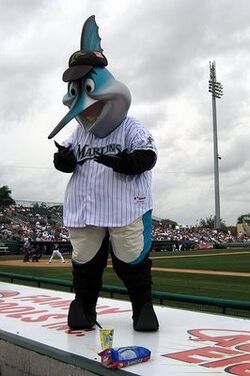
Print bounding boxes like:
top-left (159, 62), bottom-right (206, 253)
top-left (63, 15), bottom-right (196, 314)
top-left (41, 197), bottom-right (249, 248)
top-left (62, 50), bottom-right (108, 82)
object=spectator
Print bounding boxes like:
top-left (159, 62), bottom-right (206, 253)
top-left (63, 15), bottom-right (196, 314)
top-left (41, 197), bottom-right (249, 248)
top-left (1, 204), bottom-right (250, 248)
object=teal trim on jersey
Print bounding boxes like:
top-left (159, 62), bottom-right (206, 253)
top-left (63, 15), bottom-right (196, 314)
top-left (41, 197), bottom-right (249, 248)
top-left (130, 210), bottom-right (152, 265)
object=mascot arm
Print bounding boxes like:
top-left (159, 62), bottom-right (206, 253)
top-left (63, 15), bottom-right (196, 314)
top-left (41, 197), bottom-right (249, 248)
top-left (94, 149), bottom-right (156, 175)
top-left (53, 141), bottom-right (77, 173)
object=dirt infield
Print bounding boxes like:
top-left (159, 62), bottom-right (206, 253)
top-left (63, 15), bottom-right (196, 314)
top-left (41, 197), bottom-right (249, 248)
top-left (0, 259), bottom-right (249, 277)
top-left (0, 260), bottom-right (70, 267)
top-left (151, 267), bottom-right (250, 277)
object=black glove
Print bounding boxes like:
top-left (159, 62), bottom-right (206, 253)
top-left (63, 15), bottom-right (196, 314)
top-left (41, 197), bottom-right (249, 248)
top-left (53, 141), bottom-right (76, 173)
top-left (94, 150), bottom-right (125, 171)
top-left (94, 149), bottom-right (156, 175)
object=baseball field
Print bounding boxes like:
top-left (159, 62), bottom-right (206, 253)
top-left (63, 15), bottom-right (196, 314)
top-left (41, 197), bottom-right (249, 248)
top-left (0, 248), bottom-right (249, 304)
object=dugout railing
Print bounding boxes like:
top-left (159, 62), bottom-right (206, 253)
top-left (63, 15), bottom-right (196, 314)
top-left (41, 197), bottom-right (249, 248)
top-left (0, 271), bottom-right (249, 318)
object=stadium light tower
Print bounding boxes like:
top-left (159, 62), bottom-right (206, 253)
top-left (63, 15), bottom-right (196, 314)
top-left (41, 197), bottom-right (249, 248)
top-left (208, 61), bottom-right (223, 229)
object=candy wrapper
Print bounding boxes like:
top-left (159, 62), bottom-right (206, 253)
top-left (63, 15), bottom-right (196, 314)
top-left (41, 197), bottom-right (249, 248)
top-left (98, 346), bottom-right (151, 369)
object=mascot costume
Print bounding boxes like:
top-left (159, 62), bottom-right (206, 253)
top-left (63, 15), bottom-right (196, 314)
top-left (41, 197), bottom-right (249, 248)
top-left (48, 15), bottom-right (159, 332)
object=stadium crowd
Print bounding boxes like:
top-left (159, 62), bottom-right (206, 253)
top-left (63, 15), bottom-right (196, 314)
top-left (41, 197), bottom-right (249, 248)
top-left (0, 204), bottom-right (68, 243)
top-left (152, 222), bottom-right (250, 250)
top-left (1, 204), bottom-right (250, 250)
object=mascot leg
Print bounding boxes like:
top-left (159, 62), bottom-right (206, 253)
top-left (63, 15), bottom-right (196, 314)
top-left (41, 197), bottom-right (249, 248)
top-left (112, 255), bottom-right (159, 332)
top-left (68, 233), bottom-right (109, 329)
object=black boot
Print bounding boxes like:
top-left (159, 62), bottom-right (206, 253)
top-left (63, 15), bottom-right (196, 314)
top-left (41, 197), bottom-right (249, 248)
top-left (68, 296), bottom-right (96, 329)
top-left (112, 256), bottom-right (159, 332)
top-left (68, 233), bottom-right (109, 330)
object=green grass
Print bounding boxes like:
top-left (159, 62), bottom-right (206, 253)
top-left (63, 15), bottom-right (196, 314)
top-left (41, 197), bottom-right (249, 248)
top-left (0, 249), bottom-right (249, 305)
top-left (151, 272), bottom-right (250, 300)
top-left (101, 267), bottom-right (250, 301)
top-left (151, 252), bottom-right (250, 273)
top-left (0, 265), bottom-right (72, 280)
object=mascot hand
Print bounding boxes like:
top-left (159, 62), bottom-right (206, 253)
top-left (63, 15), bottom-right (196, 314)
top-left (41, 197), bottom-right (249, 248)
top-left (95, 149), bottom-right (156, 175)
top-left (94, 150), bottom-right (126, 171)
top-left (53, 141), bottom-right (76, 173)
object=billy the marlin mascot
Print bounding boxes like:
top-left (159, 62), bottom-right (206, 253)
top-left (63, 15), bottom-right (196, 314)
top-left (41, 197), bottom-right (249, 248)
top-left (48, 16), bottom-right (159, 332)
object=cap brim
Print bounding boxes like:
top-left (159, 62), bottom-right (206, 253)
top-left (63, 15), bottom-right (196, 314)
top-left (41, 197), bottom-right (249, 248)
top-left (62, 65), bottom-right (93, 82)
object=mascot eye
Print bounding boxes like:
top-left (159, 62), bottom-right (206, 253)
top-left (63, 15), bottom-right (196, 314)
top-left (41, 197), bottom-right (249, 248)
top-left (68, 82), bottom-right (79, 97)
top-left (84, 78), bottom-right (95, 93)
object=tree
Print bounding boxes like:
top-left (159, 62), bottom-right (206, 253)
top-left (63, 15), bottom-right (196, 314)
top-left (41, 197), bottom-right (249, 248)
top-left (198, 215), bottom-right (215, 228)
top-left (31, 202), bottom-right (48, 216)
top-left (237, 214), bottom-right (250, 224)
top-left (198, 215), bottom-right (227, 231)
top-left (0, 185), bottom-right (15, 211)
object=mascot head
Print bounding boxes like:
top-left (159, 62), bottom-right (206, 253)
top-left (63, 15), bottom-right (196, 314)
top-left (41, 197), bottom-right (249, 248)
top-left (48, 15), bottom-right (131, 139)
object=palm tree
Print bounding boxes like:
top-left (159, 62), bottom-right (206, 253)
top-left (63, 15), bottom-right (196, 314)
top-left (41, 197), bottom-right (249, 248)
top-left (0, 185), bottom-right (15, 211)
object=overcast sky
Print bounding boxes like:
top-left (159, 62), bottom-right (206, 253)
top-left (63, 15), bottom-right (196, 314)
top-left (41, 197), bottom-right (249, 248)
top-left (1, 0), bottom-right (250, 226)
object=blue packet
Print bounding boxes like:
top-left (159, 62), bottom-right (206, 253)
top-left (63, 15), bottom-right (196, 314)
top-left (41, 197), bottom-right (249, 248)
top-left (98, 346), bottom-right (151, 368)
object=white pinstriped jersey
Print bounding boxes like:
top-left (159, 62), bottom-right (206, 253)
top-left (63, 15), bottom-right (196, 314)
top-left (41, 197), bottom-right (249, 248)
top-left (62, 116), bottom-right (157, 227)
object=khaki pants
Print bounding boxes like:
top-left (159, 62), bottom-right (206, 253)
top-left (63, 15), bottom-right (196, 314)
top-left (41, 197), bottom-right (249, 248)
top-left (69, 210), bottom-right (152, 264)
